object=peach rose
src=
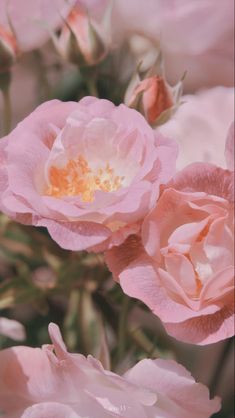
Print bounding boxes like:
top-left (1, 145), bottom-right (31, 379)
top-left (0, 323), bottom-right (220, 417)
top-left (0, 97), bottom-right (177, 251)
top-left (106, 158), bottom-right (234, 344)
top-left (0, 0), bottom-right (76, 52)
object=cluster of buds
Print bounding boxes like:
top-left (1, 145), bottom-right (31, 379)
top-left (0, 24), bottom-right (18, 73)
top-left (53, 1), bottom-right (112, 67)
top-left (125, 50), bottom-right (184, 127)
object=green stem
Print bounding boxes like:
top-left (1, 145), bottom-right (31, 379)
top-left (79, 67), bottom-right (98, 97)
top-left (117, 295), bottom-right (130, 361)
top-left (209, 337), bottom-right (233, 397)
top-left (63, 289), bottom-right (80, 351)
top-left (86, 76), bottom-right (98, 97)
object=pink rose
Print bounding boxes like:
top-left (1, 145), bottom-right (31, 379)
top-left (0, 317), bottom-right (25, 341)
top-left (0, 0), bottom-right (76, 52)
top-left (159, 87), bottom-right (234, 170)
top-left (106, 150), bottom-right (234, 345)
top-left (0, 97), bottom-right (177, 251)
top-left (0, 323), bottom-right (220, 417)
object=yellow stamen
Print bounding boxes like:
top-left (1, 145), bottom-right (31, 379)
top-left (45, 154), bottom-right (123, 202)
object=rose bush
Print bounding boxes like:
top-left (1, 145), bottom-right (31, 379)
top-left (0, 323), bottom-right (220, 417)
top-left (106, 135), bottom-right (234, 345)
top-left (0, 97), bottom-right (177, 251)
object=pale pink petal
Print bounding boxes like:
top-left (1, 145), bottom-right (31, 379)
top-left (0, 318), bottom-right (25, 341)
top-left (22, 403), bottom-right (80, 418)
top-left (37, 219), bottom-right (111, 251)
top-left (160, 88), bottom-right (234, 168)
top-left (125, 359), bottom-right (221, 418)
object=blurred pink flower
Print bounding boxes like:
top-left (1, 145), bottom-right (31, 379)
top-left (159, 87), bottom-right (234, 169)
top-left (56, 0), bottom-right (111, 66)
top-left (79, 0), bottom-right (234, 90)
top-left (111, 0), bottom-right (234, 90)
top-left (106, 136), bottom-right (234, 345)
top-left (0, 0), bottom-right (76, 52)
top-left (0, 322), bottom-right (220, 417)
top-left (0, 317), bottom-right (25, 341)
top-left (0, 25), bottom-right (18, 72)
top-left (0, 97), bottom-right (177, 252)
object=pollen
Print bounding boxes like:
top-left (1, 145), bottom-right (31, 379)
top-left (45, 155), bottom-right (124, 202)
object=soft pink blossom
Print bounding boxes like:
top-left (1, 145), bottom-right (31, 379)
top-left (106, 148), bottom-right (234, 344)
top-left (0, 97), bottom-right (177, 252)
top-left (0, 0), bottom-right (76, 52)
top-left (0, 322), bottom-right (220, 417)
top-left (159, 87), bottom-right (234, 169)
top-left (0, 317), bottom-right (25, 341)
top-left (111, 0), bottom-right (234, 91)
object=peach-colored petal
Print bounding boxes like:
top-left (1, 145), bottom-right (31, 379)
top-left (172, 163), bottom-right (234, 202)
top-left (165, 298), bottom-right (234, 345)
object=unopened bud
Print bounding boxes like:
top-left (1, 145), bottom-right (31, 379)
top-left (54, 3), bottom-right (111, 67)
top-left (125, 47), bottom-right (184, 126)
top-left (0, 25), bottom-right (18, 72)
top-left (128, 76), bottom-right (174, 125)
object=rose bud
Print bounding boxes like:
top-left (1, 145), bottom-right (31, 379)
top-left (54, 1), bottom-right (111, 67)
top-left (0, 25), bottom-right (18, 72)
top-left (125, 53), bottom-right (184, 127)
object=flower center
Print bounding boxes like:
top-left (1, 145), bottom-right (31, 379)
top-left (45, 155), bottom-right (124, 202)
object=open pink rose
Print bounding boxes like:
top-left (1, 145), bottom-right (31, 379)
top-left (0, 0), bottom-right (76, 52)
top-left (0, 323), bottom-right (220, 417)
top-left (106, 155), bottom-right (234, 345)
top-left (0, 97), bottom-right (177, 252)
